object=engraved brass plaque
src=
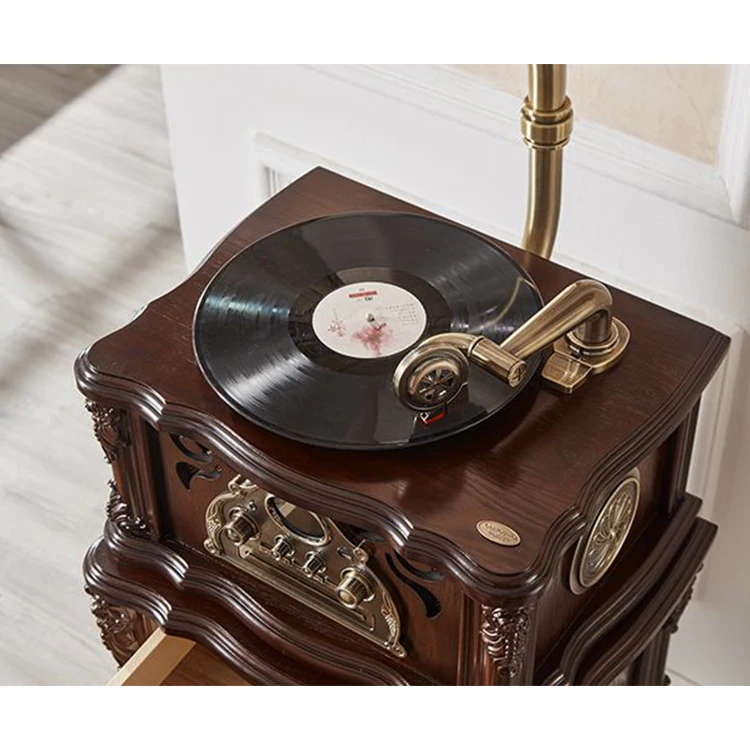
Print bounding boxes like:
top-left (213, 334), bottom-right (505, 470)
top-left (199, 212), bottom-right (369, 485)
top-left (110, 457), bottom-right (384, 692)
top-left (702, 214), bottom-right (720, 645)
top-left (569, 469), bottom-right (640, 594)
top-left (477, 520), bottom-right (521, 547)
top-left (204, 475), bottom-right (406, 658)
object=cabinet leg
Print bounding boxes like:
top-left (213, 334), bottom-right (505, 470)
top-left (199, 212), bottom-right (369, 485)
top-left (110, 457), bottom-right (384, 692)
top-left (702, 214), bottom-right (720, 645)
top-left (630, 630), bottom-right (671, 685)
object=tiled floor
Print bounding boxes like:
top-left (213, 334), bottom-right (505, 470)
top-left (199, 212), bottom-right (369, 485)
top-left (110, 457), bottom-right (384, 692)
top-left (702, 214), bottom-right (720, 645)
top-left (0, 64), bottom-right (186, 684)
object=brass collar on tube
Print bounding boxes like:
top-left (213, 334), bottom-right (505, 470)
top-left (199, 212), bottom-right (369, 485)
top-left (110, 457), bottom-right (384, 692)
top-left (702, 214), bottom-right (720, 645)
top-left (520, 64), bottom-right (574, 259)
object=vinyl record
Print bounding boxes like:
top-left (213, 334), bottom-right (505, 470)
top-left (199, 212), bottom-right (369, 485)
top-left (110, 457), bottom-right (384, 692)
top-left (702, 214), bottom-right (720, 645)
top-left (194, 212), bottom-right (543, 449)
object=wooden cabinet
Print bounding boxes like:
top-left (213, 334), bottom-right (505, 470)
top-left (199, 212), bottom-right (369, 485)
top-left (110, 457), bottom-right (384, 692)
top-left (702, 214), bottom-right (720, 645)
top-left (78, 169), bottom-right (727, 685)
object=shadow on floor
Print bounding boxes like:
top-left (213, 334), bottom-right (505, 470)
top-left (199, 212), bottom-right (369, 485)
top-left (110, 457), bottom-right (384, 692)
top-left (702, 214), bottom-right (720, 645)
top-left (0, 64), bottom-right (117, 154)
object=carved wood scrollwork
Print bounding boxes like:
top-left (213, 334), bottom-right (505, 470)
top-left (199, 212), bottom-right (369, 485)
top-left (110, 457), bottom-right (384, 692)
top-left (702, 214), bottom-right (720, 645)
top-left (106, 480), bottom-right (148, 538)
top-left (86, 480), bottom-right (155, 665)
top-left (85, 587), bottom-right (155, 666)
top-left (480, 605), bottom-right (531, 683)
top-left (85, 400), bottom-right (130, 463)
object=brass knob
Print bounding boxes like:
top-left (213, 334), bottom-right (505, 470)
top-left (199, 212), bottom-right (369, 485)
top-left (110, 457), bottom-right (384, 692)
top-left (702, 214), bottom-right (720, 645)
top-left (223, 506), bottom-right (259, 545)
top-left (301, 552), bottom-right (326, 578)
top-left (271, 535), bottom-right (295, 561)
top-left (335, 569), bottom-right (373, 609)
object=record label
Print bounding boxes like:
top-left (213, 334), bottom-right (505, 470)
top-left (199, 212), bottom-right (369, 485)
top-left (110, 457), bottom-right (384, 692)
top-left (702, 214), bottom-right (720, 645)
top-left (311, 281), bottom-right (427, 359)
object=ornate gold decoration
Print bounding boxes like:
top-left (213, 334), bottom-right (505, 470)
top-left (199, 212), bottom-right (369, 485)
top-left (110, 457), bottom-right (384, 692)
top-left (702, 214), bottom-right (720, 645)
top-left (480, 605), bottom-right (531, 680)
top-left (476, 520), bottom-right (521, 547)
top-left (570, 470), bottom-right (641, 594)
top-left (86, 588), bottom-right (155, 665)
top-left (204, 475), bottom-right (406, 658)
top-left (85, 400), bottom-right (129, 463)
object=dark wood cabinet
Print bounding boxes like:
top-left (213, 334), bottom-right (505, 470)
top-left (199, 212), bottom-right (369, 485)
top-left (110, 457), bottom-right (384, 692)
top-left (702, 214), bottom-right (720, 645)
top-left (77, 169), bottom-right (727, 685)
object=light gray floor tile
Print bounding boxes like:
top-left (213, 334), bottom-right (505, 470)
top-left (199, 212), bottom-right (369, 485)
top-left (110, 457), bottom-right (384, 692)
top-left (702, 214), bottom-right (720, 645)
top-left (0, 64), bottom-right (186, 685)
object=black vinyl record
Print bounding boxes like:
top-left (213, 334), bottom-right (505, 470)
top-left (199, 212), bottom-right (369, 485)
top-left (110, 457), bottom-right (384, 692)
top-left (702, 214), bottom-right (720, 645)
top-left (194, 212), bottom-right (543, 449)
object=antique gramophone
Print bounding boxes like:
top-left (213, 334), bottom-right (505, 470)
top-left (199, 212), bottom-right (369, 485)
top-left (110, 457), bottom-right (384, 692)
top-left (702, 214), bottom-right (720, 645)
top-left (78, 65), bottom-right (727, 685)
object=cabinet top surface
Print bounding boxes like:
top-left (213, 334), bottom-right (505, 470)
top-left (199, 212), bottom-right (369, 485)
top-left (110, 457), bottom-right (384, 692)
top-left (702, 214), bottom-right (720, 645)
top-left (77, 169), bottom-right (728, 593)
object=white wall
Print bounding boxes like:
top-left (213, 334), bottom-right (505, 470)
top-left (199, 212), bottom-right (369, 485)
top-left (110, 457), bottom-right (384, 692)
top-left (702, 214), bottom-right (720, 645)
top-left (161, 64), bottom-right (750, 685)
top-left (456, 64), bottom-right (728, 164)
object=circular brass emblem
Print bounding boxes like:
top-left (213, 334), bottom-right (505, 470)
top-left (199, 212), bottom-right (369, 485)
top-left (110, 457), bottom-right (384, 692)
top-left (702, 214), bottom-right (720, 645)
top-left (477, 520), bottom-right (521, 547)
top-left (570, 470), bottom-right (640, 594)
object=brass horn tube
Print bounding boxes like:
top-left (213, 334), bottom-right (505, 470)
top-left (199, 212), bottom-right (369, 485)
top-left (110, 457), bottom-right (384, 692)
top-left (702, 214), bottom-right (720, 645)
top-left (520, 64), bottom-right (574, 259)
top-left (500, 279), bottom-right (614, 361)
top-left (391, 279), bottom-right (619, 409)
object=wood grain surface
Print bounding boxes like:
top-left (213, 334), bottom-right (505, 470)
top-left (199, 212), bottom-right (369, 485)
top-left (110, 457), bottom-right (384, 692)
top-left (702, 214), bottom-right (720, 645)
top-left (162, 643), bottom-right (249, 686)
top-left (78, 168), bottom-right (729, 593)
top-left (77, 168), bottom-right (726, 684)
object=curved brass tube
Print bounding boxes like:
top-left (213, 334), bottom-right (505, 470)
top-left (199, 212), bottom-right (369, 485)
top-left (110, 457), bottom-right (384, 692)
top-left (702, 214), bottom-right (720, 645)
top-left (501, 279), bottom-right (614, 359)
top-left (392, 280), bottom-right (623, 410)
top-left (396, 332), bottom-right (528, 387)
top-left (520, 64), bottom-right (574, 259)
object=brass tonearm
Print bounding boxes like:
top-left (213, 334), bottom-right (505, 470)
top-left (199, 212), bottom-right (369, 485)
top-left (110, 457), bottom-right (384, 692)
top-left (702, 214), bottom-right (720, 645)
top-left (393, 279), bottom-right (630, 408)
top-left (392, 66), bottom-right (630, 411)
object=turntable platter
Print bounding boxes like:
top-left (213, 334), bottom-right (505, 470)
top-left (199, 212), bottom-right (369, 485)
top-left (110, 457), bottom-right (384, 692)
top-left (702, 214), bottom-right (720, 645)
top-left (193, 212), bottom-right (542, 449)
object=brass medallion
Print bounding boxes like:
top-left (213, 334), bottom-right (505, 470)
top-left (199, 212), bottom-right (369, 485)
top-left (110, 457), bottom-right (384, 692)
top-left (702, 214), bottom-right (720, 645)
top-left (477, 520), bottom-right (521, 547)
top-left (570, 469), bottom-right (640, 594)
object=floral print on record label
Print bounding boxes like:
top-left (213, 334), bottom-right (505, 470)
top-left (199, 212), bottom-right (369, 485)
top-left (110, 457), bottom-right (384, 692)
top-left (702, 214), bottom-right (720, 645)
top-left (311, 281), bottom-right (427, 359)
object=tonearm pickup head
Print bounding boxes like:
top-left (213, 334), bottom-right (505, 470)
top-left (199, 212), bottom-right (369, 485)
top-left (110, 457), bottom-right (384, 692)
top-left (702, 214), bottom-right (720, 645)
top-left (393, 279), bottom-right (630, 409)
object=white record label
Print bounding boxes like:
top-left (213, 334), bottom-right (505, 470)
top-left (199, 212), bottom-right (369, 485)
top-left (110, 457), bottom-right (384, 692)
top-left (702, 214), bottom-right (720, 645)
top-left (312, 281), bottom-right (427, 359)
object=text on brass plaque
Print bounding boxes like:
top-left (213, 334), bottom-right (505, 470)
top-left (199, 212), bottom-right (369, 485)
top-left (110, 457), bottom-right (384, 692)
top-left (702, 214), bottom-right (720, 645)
top-left (477, 520), bottom-right (521, 547)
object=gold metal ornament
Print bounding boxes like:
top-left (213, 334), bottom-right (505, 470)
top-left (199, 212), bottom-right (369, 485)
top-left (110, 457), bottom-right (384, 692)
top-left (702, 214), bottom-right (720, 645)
top-left (570, 469), bottom-right (641, 594)
top-left (477, 520), bottom-right (521, 547)
top-left (204, 475), bottom-right (406, 658)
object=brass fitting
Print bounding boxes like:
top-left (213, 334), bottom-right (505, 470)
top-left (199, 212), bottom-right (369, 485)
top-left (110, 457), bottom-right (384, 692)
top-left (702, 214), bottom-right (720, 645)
top-left (520, 64), bottom-right (574, 259)
top-left (392, 279), bottom-right (630, 409)
top-left (520, 95), bottom-right (574, 150)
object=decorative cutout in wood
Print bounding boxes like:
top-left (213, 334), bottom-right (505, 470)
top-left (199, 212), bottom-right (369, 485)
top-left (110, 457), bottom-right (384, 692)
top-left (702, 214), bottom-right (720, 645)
top-left (170, 434), bottom-right (222, 490)
top-left (385, 552), bottom-right (442, 619)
